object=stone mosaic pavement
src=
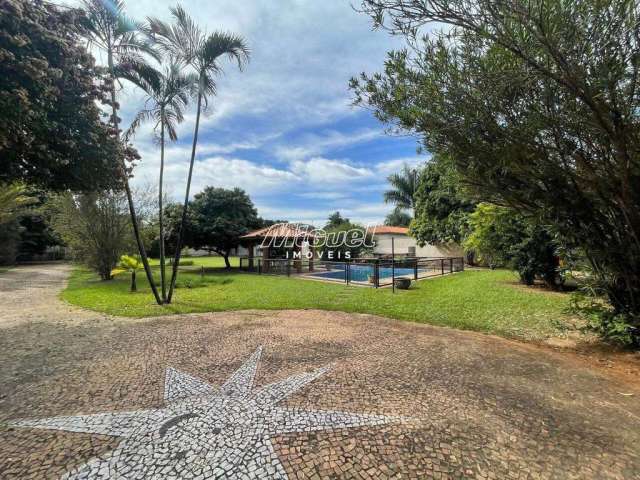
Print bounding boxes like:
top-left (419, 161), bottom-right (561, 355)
top-left (1, 264), bottom-right (640, 479)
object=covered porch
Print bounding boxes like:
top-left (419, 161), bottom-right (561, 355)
top-left (239, 224), bottom-right (317, 273)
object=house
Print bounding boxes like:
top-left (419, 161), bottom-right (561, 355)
top-left (371, 226), bottom-right (463, 258)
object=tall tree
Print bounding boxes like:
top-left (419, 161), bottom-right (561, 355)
top-left (80, 0), bottom-right (162, 304)
top-left (383, 164), bottom-right (419, 216)
top-left (410, 155), bottom-right (475, 245)
top-left (187, 187), bottom-right (258, 269)
top-left (51, 191), bottom-right (132, 281)
top-left (0, 0), bottom-right (121, 190)
top-left (125, 62), bottom-right (195, 302)
top-left (148, 6), bottom-right (250, 303)
top-left (352, 0), bottom-right (640, 341)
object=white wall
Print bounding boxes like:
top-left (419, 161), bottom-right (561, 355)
top-left (372, 234), bottom-right (463, 257)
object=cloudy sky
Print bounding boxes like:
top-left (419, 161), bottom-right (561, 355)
top-left (63, 0), bottom-right (426, 226)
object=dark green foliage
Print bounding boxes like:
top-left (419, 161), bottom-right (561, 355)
top-left (0, 0), bottom-right (121, 191)
top-left (17, 212), bottom-right (59, 261)
top-left (0, 220), bottom-right (21, 265)
top-left (186, 187), bottom-right (259, 269)
top-left (325, 212), bottom-right (350, 229)
top-left (464, 204), bottom-right (559, 287)
top-left (410, 155), bottom-right (475, 245)
top-left (16, 190), bottom-right (60, 261)
top-left (353, 0), bottom-right (640, 341)
top-left (384, 207), bottom-right (411, 227)
top-left (321, 215), bottom-right (372, 259)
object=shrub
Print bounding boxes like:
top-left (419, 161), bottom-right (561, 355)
top-left (571, 292), bottom-right (638, 347)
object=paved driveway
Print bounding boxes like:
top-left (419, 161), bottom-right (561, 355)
top-left (0, 264), bottom-right (638, 479)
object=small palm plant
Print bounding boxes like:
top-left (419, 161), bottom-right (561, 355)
top-left (80, 0), bottom-right (163, 304)
top-left (148, 6), bottom-right (250, 303)
top-left (118, 254), bottom-right (142, 292)
top-left (124, 62), bottom-right (196, 302)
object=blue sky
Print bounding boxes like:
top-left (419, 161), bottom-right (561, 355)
top-left (64, 0), bottom-right (427, 225)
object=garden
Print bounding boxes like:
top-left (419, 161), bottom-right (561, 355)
top-left (62, 257), bottom-right (572, 341)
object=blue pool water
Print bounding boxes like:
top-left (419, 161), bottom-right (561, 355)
top-left (309, 265), bottom-right (418, 282)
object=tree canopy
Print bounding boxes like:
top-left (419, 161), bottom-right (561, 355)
top-left (0, 0), bottom-right (121, 191)
top-left (410, 155), bottom-right (475, 245)
top-left (186, 187), bottom-right (259, 268)
top-left (464, 204), bottom-right (558, 287)
top-left (352, 0), bottom-right (640, 341)
top-left (325, 211), bottom-right (350, 229)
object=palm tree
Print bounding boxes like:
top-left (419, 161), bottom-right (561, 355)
top-left (384, 165), bottom-right (419, 217)
top-left (0, 183), bottom-right (35, 226)
top-left (124, 62), bottom-right (195, 302)
top-left (80, 0), bottom-right (162, 304)
top-left (148, 7), bottom-right (250, 303)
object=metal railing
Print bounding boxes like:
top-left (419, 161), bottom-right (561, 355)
top-left (239, 256), bottom-right (464, 288)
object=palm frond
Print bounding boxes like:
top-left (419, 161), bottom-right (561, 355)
top-left (124, 109), bottom-right (154, 141)
top-left (200, 31), bottom-right (250, 71)
top-left (384, 165), bottom-right (418, 209)
top-left (114, 58), bottom-right (162, 94)
top-left (383, 190), bottom-right (412, 209)
top-left (0, 183), bottom-right (36, 225)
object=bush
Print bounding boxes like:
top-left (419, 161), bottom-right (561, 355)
top-left (571, 292), bottom-right (638, 347)
top-left (464, 204), bottom-right (560, 287)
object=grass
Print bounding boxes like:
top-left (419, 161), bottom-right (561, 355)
top-left (62, 257), bottom-right (573, 341)
top-left (147, 256), bottom-right (240, 269)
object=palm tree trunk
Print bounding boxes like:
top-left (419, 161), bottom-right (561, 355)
top-left (158, 115), bottom-right (167, 302)
top-left (107, 49), bottom-right (162, 305)
top-left (167, 89), bottom-right (203, 303)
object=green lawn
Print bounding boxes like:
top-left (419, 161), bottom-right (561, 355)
top-left (147, 256), bottom-right (240, 268)
top-left (62, 259), bottom-right (573, 341)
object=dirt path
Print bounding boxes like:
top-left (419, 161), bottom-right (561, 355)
top-left (0, 264), bottom-right (639, 479)
top-left (0, 263), bottom-right (107, 329)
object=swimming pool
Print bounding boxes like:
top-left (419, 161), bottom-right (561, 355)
top-left (308, 265), bottom-right (419, 283)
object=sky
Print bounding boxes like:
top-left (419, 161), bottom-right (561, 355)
top-left (61, 0), bottom-right (427, 226)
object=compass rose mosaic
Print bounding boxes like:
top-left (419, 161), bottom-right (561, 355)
top-left (9, 346), bottom-right (403, 479)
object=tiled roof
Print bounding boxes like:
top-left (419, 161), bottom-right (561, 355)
top-left (241, 223), bottom-right (317, 239)
top-left (372, 226), bottom-right (409, 235)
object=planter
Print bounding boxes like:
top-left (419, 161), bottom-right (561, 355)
top-left (394, 277), bottom-right (412, 290)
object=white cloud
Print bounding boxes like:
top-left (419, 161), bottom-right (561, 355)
top-left (56, 0), bottom-right (416, 225)
top-left (134, 155), bottom-right (299, 199)
top-left (375, 156), bottom-right (429, 175)
top-left (290, 157), bottom-right (373, 184)
top-left (254, 200), bottom-right (396, 227)
top-left (274, 129), bottom-right (382, 161)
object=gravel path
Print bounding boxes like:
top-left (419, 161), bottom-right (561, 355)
top-left (0, 264), bottom-right (639, 479)
top-left (0, 263), bottom-right (106, 329)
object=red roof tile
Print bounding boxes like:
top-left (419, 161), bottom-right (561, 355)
top-left (241, 223), bottom-right (317, 239)
top-left (371, 226), bottom-right (409, 235)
